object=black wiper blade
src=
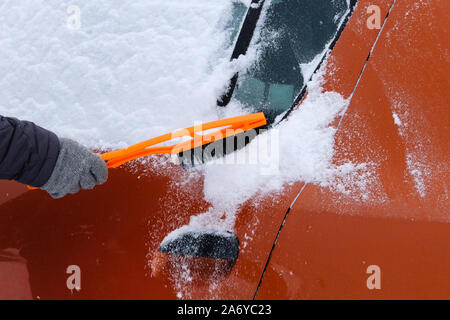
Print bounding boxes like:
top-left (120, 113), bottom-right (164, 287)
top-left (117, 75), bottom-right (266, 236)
top-left (217, 0), bottom-right (266, 107)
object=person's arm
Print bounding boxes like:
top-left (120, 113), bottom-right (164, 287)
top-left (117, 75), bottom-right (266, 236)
top-left (0, 116), bottom-right (59, 187)
top-left (0, 116), bottom-right (107, 198)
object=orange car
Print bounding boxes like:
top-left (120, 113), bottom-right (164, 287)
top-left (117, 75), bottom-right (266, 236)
top-left (0, 0), bottom-right (448, 300)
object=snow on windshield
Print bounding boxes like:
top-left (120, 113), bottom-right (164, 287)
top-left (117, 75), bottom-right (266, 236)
top-left (1, 0), bottom-right (382, 298)
top-left (0, 0), bottom-right (237, 149)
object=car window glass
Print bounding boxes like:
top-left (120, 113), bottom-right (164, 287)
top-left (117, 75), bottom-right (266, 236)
top-left (232, 0), bottom-right (350, 124)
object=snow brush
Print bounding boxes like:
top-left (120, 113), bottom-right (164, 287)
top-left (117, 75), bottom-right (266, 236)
top-left (99, 112), bottom-right (266, 168)
top-left (28, 111), bottom-right (266, 182)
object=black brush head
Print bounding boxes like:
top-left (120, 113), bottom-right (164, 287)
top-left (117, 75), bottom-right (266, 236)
top-left (177, 125), bottom-right (268, 168)
top-left (158, 229), bottom-right (240, 261)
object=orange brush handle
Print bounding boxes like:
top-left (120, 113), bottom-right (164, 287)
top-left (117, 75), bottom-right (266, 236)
top-left (100, 112), bottom-right (266, 168)
top-left (27, 112), bottom-right (266, 190)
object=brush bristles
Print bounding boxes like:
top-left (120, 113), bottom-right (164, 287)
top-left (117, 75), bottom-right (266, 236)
top-left (177, 130), bottom-right (261, 168)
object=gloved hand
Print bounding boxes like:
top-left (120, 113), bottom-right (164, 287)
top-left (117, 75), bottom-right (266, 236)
top-left (41, 138), bottom-right (108, 199)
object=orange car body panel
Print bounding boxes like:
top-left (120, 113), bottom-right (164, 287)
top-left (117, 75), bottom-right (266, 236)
top-left (0, 0), bottom-right (448, 299)
top-left (257, 0), bottom-right (450, 299)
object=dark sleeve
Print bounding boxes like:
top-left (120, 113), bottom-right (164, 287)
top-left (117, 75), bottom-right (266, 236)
top-left (0, 116), bottom-right (60, 187)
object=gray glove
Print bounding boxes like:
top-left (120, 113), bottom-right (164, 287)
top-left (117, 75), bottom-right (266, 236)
top-left (42, 138), bottom-right (108, 199)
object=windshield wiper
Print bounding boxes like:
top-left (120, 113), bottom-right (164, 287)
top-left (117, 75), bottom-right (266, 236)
top-left (217, 0), bottom-right (266, 107)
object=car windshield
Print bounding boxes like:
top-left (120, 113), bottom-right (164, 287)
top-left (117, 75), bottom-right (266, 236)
top-left (229, 0), bottom-right (350, 124)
